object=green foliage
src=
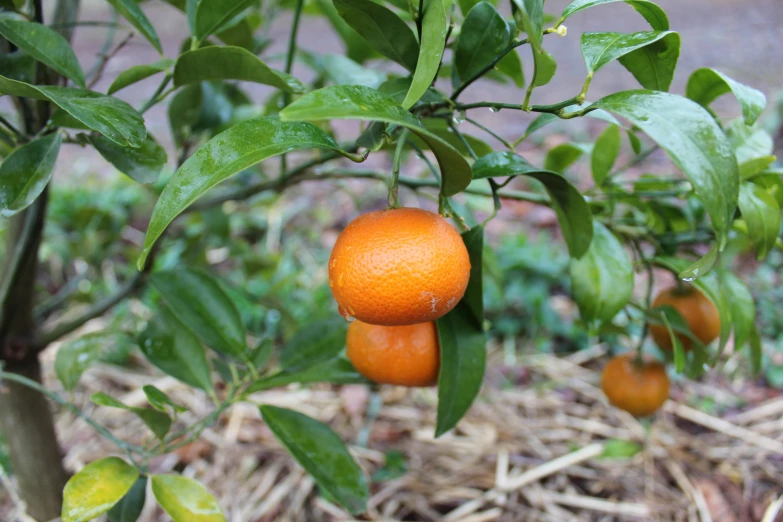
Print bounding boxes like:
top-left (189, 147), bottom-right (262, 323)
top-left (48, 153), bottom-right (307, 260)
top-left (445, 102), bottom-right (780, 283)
top-left (0, 133), bottom-right (61, 217)
top-left (151, 474), bottom-right (225, 522)
top-left (62, 457), bottom-right (138, 522)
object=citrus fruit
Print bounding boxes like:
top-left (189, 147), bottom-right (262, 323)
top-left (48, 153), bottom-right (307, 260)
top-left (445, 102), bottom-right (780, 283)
top-left (329, 208), bottom-right (471, 326)
top-left (601, 354), bottom-right (670, 417)
top-left (649, 285), bottom-right (720, 351)
top-left (346, 320), bottom-right (439, 387)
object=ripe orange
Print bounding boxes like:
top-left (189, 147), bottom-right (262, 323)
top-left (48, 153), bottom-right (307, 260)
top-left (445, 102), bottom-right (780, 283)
top-left (601, 355), bottom-right (670, 417)
top-left (346, 320), bottom-right (439, 387)
top-left (329, 208), bottom-right (471, 326)
top-left (649, 285), bottom-right (720, 351)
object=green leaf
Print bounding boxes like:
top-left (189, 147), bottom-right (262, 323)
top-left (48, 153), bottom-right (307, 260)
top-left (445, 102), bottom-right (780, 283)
top-left (151, 269), bottom-right (245, 357)
top-left (721, 272), bottom-right (755, 352)
top-left (726, 120), bottom-right (774, 166)
top-left (0, 133), bottom-right (61, 217)
top-left (247, 357), bottom-right (369, 392)
top-left (131, 407), bottom-right (172, 440)
top-left (460, 226), bottom-right (484, 327)
top-left (333, 0), bottom-right (420, 72)
top-left (510, 0), bottom-right (543, 53)
top-left (108, 476), bottom-right (147, 522)
top-left (661, 312), bottom-right (686, 372)
top-left (401, 0), bottom-right (447, 108)
top-left (0, 49), bottom-right (35, 84)
top-left (739, 155), bottom-right (777, 180)
top-left (139, 307), bottom-right (213, 390)
top-left (139, 117), bottom-right (341, 266)
top-left (471, 151), bottom-right (593, 258)
top-left (167, 83), bottom-right (202, 148)
top-left (88, 134), bottom-right (167, 184)
top-left (686, 68), bottom-right (766, 126)
top-left (174, 46), bottom-right (302, 93)
top-left (413, 119), bottom-right (494, 158)
top-left (192, 0), bottom-right (255, 43)
top-left (280, 85), bottom-right (472, 197)
top-left (435, 303), bottom-right (487, 437)
top-left (544, 142), bottom-right (588, 172)
top-left (304, 53), bottom-right (386, 88)
top-left (315, 0), bottom-right (378, 64)
top-left (580, 31), bottom-right (676, 81)
top-left (617, 32), bottom-right (679, 91)
top-left (532, 48), bottom-right (556, 87)
top-left (600, 439), bottom-right (642, 458)
top-left (54, 333), bottom-right (108, 392)
top-left (455, 2), bottom-right (511, 88)
top-left (569, 221), bottom-right (633, 330)
top-left (593, 90), bottom-right (739, 248)
top-left (143, 385), bottom-right (187, 413)
top-left (496, 48), bottom-right (525, 87)
top-left (108, 60), bottom-right (173, 95)
top-left (280, 318), bottom-right (347, 370)
top-left (678, 242), bottom-right (718, 280)
top-left (151, 475), bottom-right (226, 522)
top-left (91, 391), bottom-right (128, 409)
top-left (591, 124), bottom-right (621, 185)
top-left (62, 457), bottom-right (139, 522)
top-left (260, 405), bottom-right (368, 514)
top-left (558, 0), bottom-right (669, 31)
top-left (106, 0), bottom-right (163, 53)
top-left (0, 15), bottom-right (85, 87)
top-left (738, 181), bottom-right (781, 260)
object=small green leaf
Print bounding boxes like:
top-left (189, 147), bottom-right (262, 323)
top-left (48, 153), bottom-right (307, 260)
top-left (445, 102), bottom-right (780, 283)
top-left (151, 269), bottom-right (246, 357)
top-left (280, 318), bottom-right (347, 370)
top-left (88, 134), bottom-right (167, 184)
top-left (91, 391), bottom-right (128, 409)
top-left (247, 357), bottom-right (369, 392)
top-left (600, 439), bottom-right (642, 458)
top-left (401, 0), bottom-right (446, 108)
top-left (280, 85), bottom-right (472, 198)
top-left (591, 124), bottom-right (621, 185)
top-left (174, 46), bottom-right (302, 93)
top-left (108, 476), bottom-right (147, 522)
top-left (0, 15), bottom-right (85, 87)
top-left (303, 53), bottom-right (386, 88)
top-left (139, 117), bottom-right (342, 266)
top-left (315, 0), bottom-right (379, 64)
top-left (726, 120), bottom-right (774, 166)
top-left (0, 133), bottom-right (61, 217)
top-left (62, 457), bottom-right (139, 522)
top-left (569, 222), bottom-right (633, 329)
top-left (739, 155), bottom-right (777, 180)
top-left (738, 181), bottom-right (781, 260)
top-left (435, 303), bottom-right (487, 437)
top-left (721, 272), bottom-right (755, 352)
top-left (131, 407), bottom-right (172, 440)
top-left (151, 475), bottom-right (226, 522)
top-left (510, 0), bottom-right (543, 53)
top-left (593, 91), bottom-right (739, 248)
top-left (54, 333), bottom-right (109, 392)
top-left (333, 0), bottom-right (420, 72)
top-left (661, 312), bottom-right (686, 372)
top-left (138, 307), bottom-right (213, 390)
top-left (558, 0), bottom-right (669, 31)
top-left (455, 2), bottom-right (511, 88)
top-left (192, 0), bottom-right (255, 43)
top-left (686, 68), bottom-right (766, 126)
top-left (617, 32), bottom-right (680, 91)
top-left (143, 385), bottom-right (187, 413)
top-left (678, 243), bottom-right (718, 280)
top-left (108, 60), bottom-right (173, 95)
top-left (260, 405), bottom-right (368, 514)
top-left (460, 226), bottom-right (484, 327)
top-left (106, 0), bottom-right (163, 53)
top-left (496, 47), bottom-right (525, 87)
top-left (472, 151), bottom-right (593, 258)
top-left (544, 142), bottom-right (588, 172)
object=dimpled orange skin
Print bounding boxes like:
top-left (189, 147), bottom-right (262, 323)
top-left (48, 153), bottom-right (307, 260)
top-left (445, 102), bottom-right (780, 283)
top-left (601, 355), bottom-right (670, 417)
top-left (329, 208), bottom-right (471, 326)
top-left (346, 320), bottom-right (439, 387)
top-left (649, 286), bottom-right (721, 351)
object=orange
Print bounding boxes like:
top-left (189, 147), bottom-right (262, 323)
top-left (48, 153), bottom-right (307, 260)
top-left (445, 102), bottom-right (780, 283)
top-left (601, 355), bottom-right (670, 417)
top-left (346, 320), bottom-right (439, 387)
top-left (329, 208), bottom-right (470, 326)
top-left (649, 285), bottom-right (720, 351)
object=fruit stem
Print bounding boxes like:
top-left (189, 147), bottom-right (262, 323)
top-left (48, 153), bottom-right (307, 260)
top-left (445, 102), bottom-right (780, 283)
top-left (389, 129), bottom-right (410, 208)
top-left (439, 196), bottom-right (469, 231)
top-left (356, 384), bottom-right (383, 448)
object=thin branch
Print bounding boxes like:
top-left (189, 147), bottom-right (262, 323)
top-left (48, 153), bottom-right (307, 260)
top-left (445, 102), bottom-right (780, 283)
top-left (34, 274), bottom-right (86, 322)
top-left (87, 31), bottom-right (133, 89)
top-left (139, 73), bottom-right (173, 115)
top-left (451, 39), bottom-right (528, 101)
top-left (0, 114), bottom-right (23, 140)
top-left (465, 117), bottom-right (513, 150)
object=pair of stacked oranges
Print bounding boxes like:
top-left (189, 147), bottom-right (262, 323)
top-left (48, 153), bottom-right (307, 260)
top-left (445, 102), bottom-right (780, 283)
top-left (329, 208), bottom-right (471, 387)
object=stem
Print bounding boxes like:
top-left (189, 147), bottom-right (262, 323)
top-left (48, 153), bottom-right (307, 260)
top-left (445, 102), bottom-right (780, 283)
top-left (280, 0), bottom-right (305, 177)
top-left (452, 39), bottom-right (528, 101)
top-left (85, 9), bottom-right (118, 85)
top-left (632, 242), bottom-right (654, 359)
top-left (416, 0), bottom-right (424, 40)
top-left (447, 119), bottom-right (478, 160)
top-left (483, 178), bottom-right (502, 225)
top-left (0, 114), bottom-right (23, 140)
top-left (577, 73), bottom-right (593, 104)
top-left (139, 74), bottom-right (173, 115)
top-left (356, 385), bottom-right (382, 448)
top-left (389, 129), bottom-right (409, 208)
top-left (465, 117), bottom-right (513, 150)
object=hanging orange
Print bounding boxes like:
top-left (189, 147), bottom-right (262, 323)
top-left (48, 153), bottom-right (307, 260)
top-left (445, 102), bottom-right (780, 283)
top-left (649, 285), bottom-right (720, 351)
top-left (601, 355), bottom-right (670, 417)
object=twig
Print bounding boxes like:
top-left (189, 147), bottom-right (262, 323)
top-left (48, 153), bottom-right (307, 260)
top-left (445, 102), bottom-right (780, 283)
top-left (84, 8), bottom-right (118, 85)
top-left (0, 114), bottom-right (23, 140)
top-left (539, 492), bottom-right (650, 518)
top-left (451, 39), bottom-right (528, 100)
top-left (138, 73), bottom-right (173, 115)
top-left (34, 273), bottom-right (87, 321)
top-left (87, 31), bottom-right (133, 89)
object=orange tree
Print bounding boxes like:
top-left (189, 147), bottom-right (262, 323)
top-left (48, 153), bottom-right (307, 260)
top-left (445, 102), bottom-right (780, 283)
top-left (0, 0), bottom-right (779, 519)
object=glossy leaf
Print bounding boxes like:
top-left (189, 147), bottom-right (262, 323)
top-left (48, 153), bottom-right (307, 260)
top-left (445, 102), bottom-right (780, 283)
top-left (593, 90), bottom-right (739, 248)
top-left (54, 333), bottom-right (107, 392)
top-left (721, 272), bottom-right (755, 351)
top-left (280, 85), bottom-right (472, 197)
top-left (88, 134), bottom-right (167, 184)
top-left (591, 124), bottom-right (621, 185)
top-left (151, 269), bottom-right (245, 357)
top-left (401, 0), bottom-right (447, 108)
top-left (143, 385), bottom-right (187, 413)
top-left (617, 32), bottom-right (679, 91)
top-left (62, 457), bottom-right (139, 522)
top-left (726, 120), bottom-right (774, 166)
top-left (139, 117), bottom-right (341, 266)
top-left (569, 221), bottom-right (633, 329)
top-left (107, 0), bottom-right (162, 53)
top-left (305, 53), bottom-right (386, 88)
top-left (333, 0), bottom-right (420, 72)
top-left (455, 2), bottom-right (510, 87)
top-left (738, 182), bottom-right (780, 260)
top-left (0, 50), bottom-right (35, 84)
top-left (510, 0), bottom-right (543, 53)
top-left (461, 226), bottom-right (484, 326)
top-left (580, 31), bottom-right (676, 80)
top-left (558, 0), bottom-right (669, 31)
top-left (138, 307), bottom-right (213, 390)
top-left (108, 476), bottom-right (147, 522)
top-left (0, 16), bottom-right (85, 87)
top-left (192, 0), bottom-right (255, 43)
top-left (174, 46), bottom-right (302, 93)
top-left (739, 155), bottom-right (777, 180)
top-left (0, 133), bottom-right (61, 217)
top-left (436, 303), bottom-right (486, 437)
top-left (316, 0), bottom-right (378, 64)
top-left (247, 357), bottom-right (369, 392)
top-left (151, 475), bottom-right (226, 522)
top-left (678, 242), bottom-right (718, 280)
top-left (686, 68), bottom-right (766, 126)
top-left (260, 405), bottom-right (368, 514)
top-left (108, 60), bottom-right (173, 95)
top-left (280, 318), bottom-right (347, 370)
top-left (532, 48), bottom-right (556, 87)
top-left (472, 151), bottom-right (593, 258)
top-left (544, 142), bottom-right (588, 172)
top-left (132, 408), bottom-right (172, 440)
top-left (496, 48), bottom-right (525, 87)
